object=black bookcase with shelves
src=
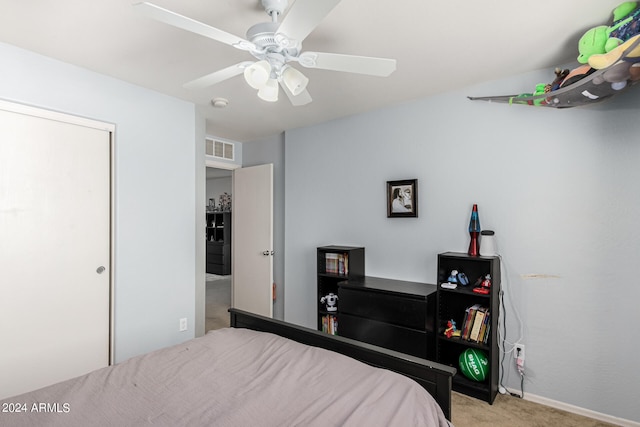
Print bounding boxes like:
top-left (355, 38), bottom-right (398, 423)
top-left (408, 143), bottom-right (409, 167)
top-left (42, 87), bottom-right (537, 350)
top-left (206, 211), bottom-right (231, 275)
top-left (316, 246), bottom-right (364, 334)
top-left (436, 252), bottom-right (501, 404)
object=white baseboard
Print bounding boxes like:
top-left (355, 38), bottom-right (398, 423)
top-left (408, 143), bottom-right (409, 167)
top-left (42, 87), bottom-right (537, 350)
top-left (505, 388), bottom-right (640, 427)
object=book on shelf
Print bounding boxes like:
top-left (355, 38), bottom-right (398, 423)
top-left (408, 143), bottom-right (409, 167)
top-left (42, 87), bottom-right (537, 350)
top-left (325, 253), bottom-right (338, 274)
top-left (461, 304), bottom-right (480, 340)
top-left (324, 253), bottom-right (349, 275)
top-left (469, 308), bottom-right (486, 342)
top-left (460, 304), bottom-right (491, 344)
top-left (478, 310), bottom-right (490, 344)
top-left (483, 323), bottom-right (491, 345)
top-left (322, 314), bottom-right (338, 335)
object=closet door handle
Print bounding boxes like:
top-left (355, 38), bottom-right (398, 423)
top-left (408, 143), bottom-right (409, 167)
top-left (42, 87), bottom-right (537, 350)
top-left (96, 266), bottom-right (106, 274)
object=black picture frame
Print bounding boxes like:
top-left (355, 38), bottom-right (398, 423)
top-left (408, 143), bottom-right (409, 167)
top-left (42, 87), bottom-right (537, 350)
top-left (387, 179), bottom-right (418, 218)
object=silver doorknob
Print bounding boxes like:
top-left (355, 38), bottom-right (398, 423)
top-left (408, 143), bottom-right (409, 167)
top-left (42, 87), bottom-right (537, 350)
top-left (96, 266), bottom-right (106, 274)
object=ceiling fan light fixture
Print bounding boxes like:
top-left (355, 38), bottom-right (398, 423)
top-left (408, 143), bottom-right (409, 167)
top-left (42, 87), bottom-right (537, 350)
top-left (244, 60), bottom-right (271, 89)
top-left (282, 66), bottom-right (308, 96)
top-left (257, 78), bottom-right (279, 102)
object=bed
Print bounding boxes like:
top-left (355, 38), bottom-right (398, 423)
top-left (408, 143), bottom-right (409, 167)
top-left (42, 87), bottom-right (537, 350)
top-left (0, 308), bottom-right (455, 426)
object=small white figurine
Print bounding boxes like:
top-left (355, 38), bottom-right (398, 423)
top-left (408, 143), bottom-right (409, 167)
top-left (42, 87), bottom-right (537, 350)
top-left (320, 293), bottom-right (339, 312)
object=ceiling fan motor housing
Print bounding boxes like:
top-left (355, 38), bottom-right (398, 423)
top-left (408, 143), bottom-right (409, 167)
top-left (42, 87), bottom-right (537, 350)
top-left (246, 22), bottom-right (280, 49)
top-left (246, 22), bottom-right (299, 70)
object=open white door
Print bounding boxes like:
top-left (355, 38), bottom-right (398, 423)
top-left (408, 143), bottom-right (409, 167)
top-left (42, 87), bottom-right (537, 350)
top-left (0, 101), bottom-right (112, 399)
top-left (232, 164), bottom-right (273, 317)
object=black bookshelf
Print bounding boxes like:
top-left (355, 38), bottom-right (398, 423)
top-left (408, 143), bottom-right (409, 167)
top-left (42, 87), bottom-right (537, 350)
top-left (206, 211), bottom-right (231, 275)
top-left (316, 246), bottom-right (364, 334)
top-left (435, 252), bottom-right (501, 404)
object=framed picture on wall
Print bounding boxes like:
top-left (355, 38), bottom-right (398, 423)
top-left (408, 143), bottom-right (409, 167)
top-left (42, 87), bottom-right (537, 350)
top-left (387, 179), bottom-right (418, 218)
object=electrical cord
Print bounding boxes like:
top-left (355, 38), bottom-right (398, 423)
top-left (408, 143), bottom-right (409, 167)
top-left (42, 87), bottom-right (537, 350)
top-left (498, 254), bottom-right (524, 346)
top-left (498, 287), bottom-right (508, 392)
top-left (497, 253), bottom-right (526, 398)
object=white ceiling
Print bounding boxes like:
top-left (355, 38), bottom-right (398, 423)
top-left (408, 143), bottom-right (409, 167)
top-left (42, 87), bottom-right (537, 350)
top-left (0, 0), bottom-right (624, 142)
top-left (206, 167), bottom-right (232, 179)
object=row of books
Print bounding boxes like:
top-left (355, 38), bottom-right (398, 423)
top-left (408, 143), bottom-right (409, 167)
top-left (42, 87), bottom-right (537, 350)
top-left (325, 253), bottom-right (349, 275)
top-left (321, 314), bottom-right (338, 335)
top-left (460, 304), bottom-right (491, 344)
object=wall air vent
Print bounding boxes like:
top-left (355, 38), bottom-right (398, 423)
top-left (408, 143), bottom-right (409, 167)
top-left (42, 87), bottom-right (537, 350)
top-left (206, 138), bottom-right (234, 160)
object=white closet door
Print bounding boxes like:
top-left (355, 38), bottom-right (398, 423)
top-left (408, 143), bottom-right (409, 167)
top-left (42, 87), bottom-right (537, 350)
top-left (0, 102), bottom-right (112, 399)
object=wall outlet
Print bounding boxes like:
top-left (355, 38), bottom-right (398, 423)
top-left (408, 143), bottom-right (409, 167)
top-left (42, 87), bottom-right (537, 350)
top-left (179, 318), bottom-right (188, 332)
top-left (515, 343), bottom-right (525, 362)
top-left (515, 343), bottom-right (525, 374)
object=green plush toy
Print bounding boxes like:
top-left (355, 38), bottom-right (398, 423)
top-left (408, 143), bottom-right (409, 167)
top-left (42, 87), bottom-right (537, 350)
top-left (577, 1), bottom-right (640, 63)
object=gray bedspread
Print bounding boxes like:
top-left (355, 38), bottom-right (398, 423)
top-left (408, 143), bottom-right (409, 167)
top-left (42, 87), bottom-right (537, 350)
top-left (0, 328), bottom-right (452, 426)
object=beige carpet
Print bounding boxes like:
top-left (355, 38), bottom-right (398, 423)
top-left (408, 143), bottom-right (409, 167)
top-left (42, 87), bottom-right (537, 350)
top-left (205, 276), bottom-right (231, 332)
top-left (451, 391), bottom-right (619, 427)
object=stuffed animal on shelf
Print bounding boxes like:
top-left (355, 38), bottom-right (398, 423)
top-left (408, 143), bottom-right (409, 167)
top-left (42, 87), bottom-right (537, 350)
top-left (592, 60), bottom-right (640, 89)
top-left (588, 34), bottom-right (640, 70)
top-left (320, 293), bottom-right (338, 312)
top-left (558, 64), bottom-right (596, 88)
top-left (577, 1), bottom-right (640, 65)
top-left (514, 83), bottom-right (549, 106)
top-left (544, 68), bottom-right (570, 92)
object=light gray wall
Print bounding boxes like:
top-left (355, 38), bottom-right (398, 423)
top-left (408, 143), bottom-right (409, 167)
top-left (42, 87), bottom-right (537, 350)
top-left (242, 133), bottom-right (285, 319)
top-left (283, 69), bottom-right (640, 422)
top-left (0, 42), bottom-right (203, 363)
top-left (206, 177), bottom-right (232, 204)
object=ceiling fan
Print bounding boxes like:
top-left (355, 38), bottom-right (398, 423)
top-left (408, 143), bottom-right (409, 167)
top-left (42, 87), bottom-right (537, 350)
top-left (134, 0), bottom-right (396, 105)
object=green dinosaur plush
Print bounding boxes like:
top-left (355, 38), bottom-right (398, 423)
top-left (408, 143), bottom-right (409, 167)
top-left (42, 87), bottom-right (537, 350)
top-left (613, 1), bottom-right (638, 20)
top-left (577, 1), bottom-right (640, 63)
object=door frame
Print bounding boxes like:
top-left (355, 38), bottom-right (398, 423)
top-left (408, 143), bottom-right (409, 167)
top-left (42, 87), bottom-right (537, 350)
top-left (0, 98), bottom-right (115, 365)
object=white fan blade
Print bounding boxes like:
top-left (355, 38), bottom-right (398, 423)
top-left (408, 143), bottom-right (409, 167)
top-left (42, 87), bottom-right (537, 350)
top-left (184, 62), bottom-right (253, 90)
top-left (276, 0), bottom-right (341, 45)
top-left (298, 51), bottom-right (396, 76)
top-left (280, 81), bottom-right (312, 106)
top-left (134, 2), bottom-right (255, 51)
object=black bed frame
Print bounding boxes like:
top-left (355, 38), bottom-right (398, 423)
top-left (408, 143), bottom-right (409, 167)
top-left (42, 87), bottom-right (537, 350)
top-left (229, 308), bottom-right (456, 420)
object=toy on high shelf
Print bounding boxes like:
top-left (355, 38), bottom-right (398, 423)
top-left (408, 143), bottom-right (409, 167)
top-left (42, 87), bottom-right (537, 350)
top-left (468, 2), bottom-right (640, 108)
top-left (320, 293), bottom-right (338, 312)
top-left (447, 269), bottom-right (470, 285)
top-left (577, 1), bottom-right (640, 66)
top-left (447, 270), bottom-right (458, 284)
top-left (473, 274), bottom-right (491, 295)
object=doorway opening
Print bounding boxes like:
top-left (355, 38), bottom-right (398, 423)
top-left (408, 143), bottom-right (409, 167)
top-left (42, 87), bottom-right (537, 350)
top-left (205, 166), bottom-right (233, 331)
